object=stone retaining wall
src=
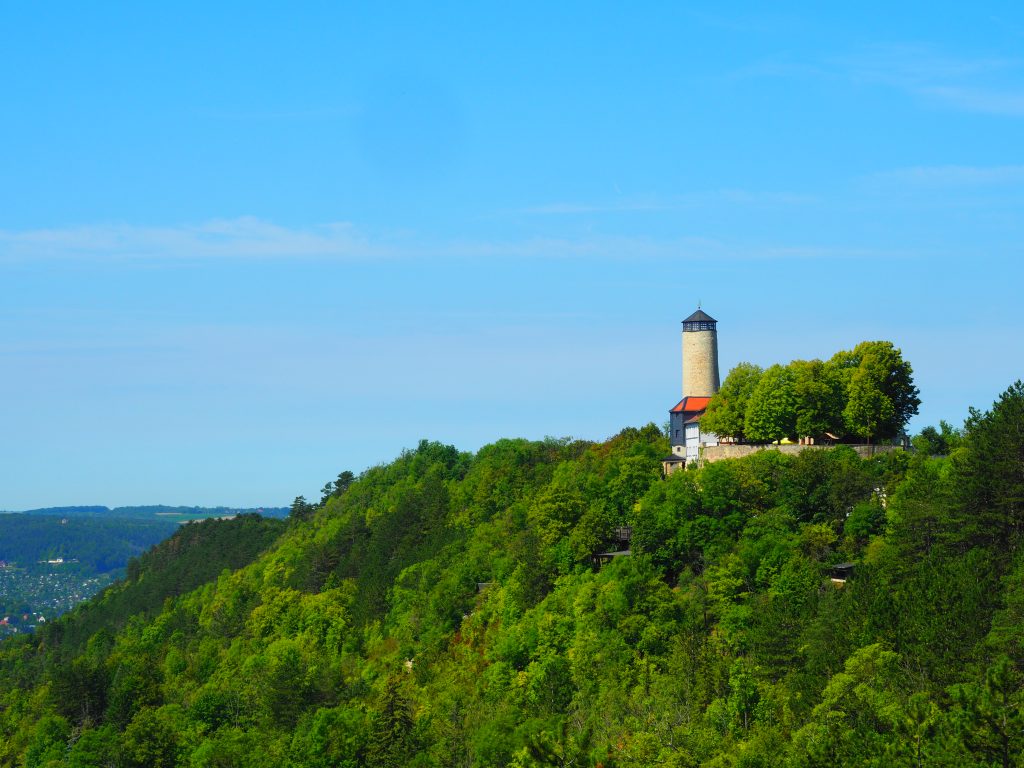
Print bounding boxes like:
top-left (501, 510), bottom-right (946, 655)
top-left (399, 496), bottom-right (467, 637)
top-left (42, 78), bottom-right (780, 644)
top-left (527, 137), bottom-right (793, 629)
top-left (700, 443), bottom-right (902, 464)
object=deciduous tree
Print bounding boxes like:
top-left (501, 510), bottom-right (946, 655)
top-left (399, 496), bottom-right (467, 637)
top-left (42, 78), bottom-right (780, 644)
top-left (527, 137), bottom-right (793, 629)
top-left (700, 363), bottom-right (763, 441)
top-left (790, 359), bottom-right (845, 439)
top-left (838, 341), bottom-right (920, 442)
top-left (744, 364), bottom-right (798, 443)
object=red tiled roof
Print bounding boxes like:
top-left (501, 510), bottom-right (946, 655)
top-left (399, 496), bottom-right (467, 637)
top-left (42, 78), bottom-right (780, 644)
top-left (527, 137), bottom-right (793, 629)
top-left (669, 396), bottom-right (712, 414)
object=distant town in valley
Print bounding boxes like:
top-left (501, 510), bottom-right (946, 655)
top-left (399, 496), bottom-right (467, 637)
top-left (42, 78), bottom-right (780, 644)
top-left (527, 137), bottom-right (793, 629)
top-left (0, 505), bottom-right (288, 635)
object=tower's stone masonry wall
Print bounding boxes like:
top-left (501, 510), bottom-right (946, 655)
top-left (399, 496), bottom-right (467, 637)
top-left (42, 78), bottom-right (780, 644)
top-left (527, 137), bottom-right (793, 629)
top-left (682, 330), bottom-right (720, 398)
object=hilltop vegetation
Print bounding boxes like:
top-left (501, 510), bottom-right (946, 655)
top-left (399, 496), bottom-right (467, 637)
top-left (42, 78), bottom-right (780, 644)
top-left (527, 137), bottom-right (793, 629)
top-left (701, 340), bottom-right (920, 443)
top-left (1, 383), bottom-right (1023, 767)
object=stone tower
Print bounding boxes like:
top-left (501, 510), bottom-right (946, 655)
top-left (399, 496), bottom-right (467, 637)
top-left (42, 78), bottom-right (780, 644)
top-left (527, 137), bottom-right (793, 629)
top-left (681, 308), bottom-right (720, 398)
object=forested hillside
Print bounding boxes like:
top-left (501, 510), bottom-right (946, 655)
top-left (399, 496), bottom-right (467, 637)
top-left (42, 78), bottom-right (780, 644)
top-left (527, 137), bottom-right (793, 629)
top-left (1, 383), bottom-right (1022, 767)
top-left (41, 514), bottom-right (288, 654)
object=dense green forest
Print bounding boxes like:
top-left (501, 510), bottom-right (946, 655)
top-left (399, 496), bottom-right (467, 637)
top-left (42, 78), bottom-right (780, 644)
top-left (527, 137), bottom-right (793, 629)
top-left (1, 382), bottom-right (1023, 766)
top-left (49, 514), bottom-right (288, 653)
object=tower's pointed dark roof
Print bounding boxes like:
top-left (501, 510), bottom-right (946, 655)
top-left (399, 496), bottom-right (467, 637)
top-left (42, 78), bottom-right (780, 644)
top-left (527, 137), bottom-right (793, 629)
top-left (683, 308), bottom-right (716, 323)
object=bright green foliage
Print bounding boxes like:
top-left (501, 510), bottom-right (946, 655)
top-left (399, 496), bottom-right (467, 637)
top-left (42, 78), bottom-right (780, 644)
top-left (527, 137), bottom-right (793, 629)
top-left (65, 724), bottom-right (119, 767)
top-left (745, 364), bottom-right (798, 443)
top-left (290, 705), bottom-right (368, 768)
top-left (22, 715), bottom-right (70, 768)
top-left (913, 419), bottom-right (963, 456)
top-left (845, 364), bottom-right (896, 441)
top-left (843, 500), bottom-right (885, 543)
top-left (788, 643), bottom-right (907, 766)
top-left (777, 446), bottom-right (877, 524)
top-left (839, 340), bottom-right (921, 441)
top-left (709, 341), bottom-right (919, 443)
top-left (121, 705), bottom-right (191, 768)
top-left (0, 397), bottom-right (1022, 767)
top-left (48, 514), bottom-right (286, 653)
top-left (790, 358), bottom-right (846, 440)
top-left (701, 363), bottom-right (764, 441)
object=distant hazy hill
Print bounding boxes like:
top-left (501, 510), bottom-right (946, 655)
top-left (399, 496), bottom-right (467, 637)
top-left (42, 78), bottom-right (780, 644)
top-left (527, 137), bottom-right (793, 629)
top-left (4, 505), bottom-right (109, 516)
top-left (0, 515), bottom-right (179, 572)
top-left (2, 504), bottom-right (289, 519)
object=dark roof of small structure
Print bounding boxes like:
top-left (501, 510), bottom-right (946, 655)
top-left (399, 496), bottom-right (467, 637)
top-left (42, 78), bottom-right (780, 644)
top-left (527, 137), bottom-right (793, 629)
top-left (829, 562), bottom-right (857, 579)
top-left (683, 308), bottom-right (716, 323)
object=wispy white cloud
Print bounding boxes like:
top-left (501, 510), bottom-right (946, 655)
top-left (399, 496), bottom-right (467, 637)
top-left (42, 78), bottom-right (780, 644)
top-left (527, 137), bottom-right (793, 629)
top-left (0, 216), bottom-right (908, 264)
top-left (195, 106), bottom-right (359, 122)
top-left (736, 43), bottom-right (1024, 117)
top-left (916, 85), bottom-right (1024, 116)
top-left (520, 201), bottom-right (669, 215)
top-left (518, 189), bottom-right (816, 216)
top-left (840, 44), bottom-right (1024, 116)
top-left (0, 217), bottom-right (382, 261)
top-left (727, 59), bottom-right (832, 81)
top-left (838, 43), bottom-right (1010, 86)
top-left (438, 234), bottom-right (910, 263)
top-left (866, 164), bottom-right (1024, 187)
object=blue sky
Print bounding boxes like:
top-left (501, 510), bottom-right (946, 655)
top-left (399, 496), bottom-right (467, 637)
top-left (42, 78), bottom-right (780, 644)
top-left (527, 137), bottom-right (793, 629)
top-left (2, 4), bottom-right (1023, 508)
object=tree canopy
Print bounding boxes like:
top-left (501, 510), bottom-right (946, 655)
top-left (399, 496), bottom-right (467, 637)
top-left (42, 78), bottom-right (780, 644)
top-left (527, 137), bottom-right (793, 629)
top-left (744, 363), bottom-right (799, 443)
top-left (703, 340), bottom-right (920, 443)
top-left (699, 362), bottom-right (763, 441)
